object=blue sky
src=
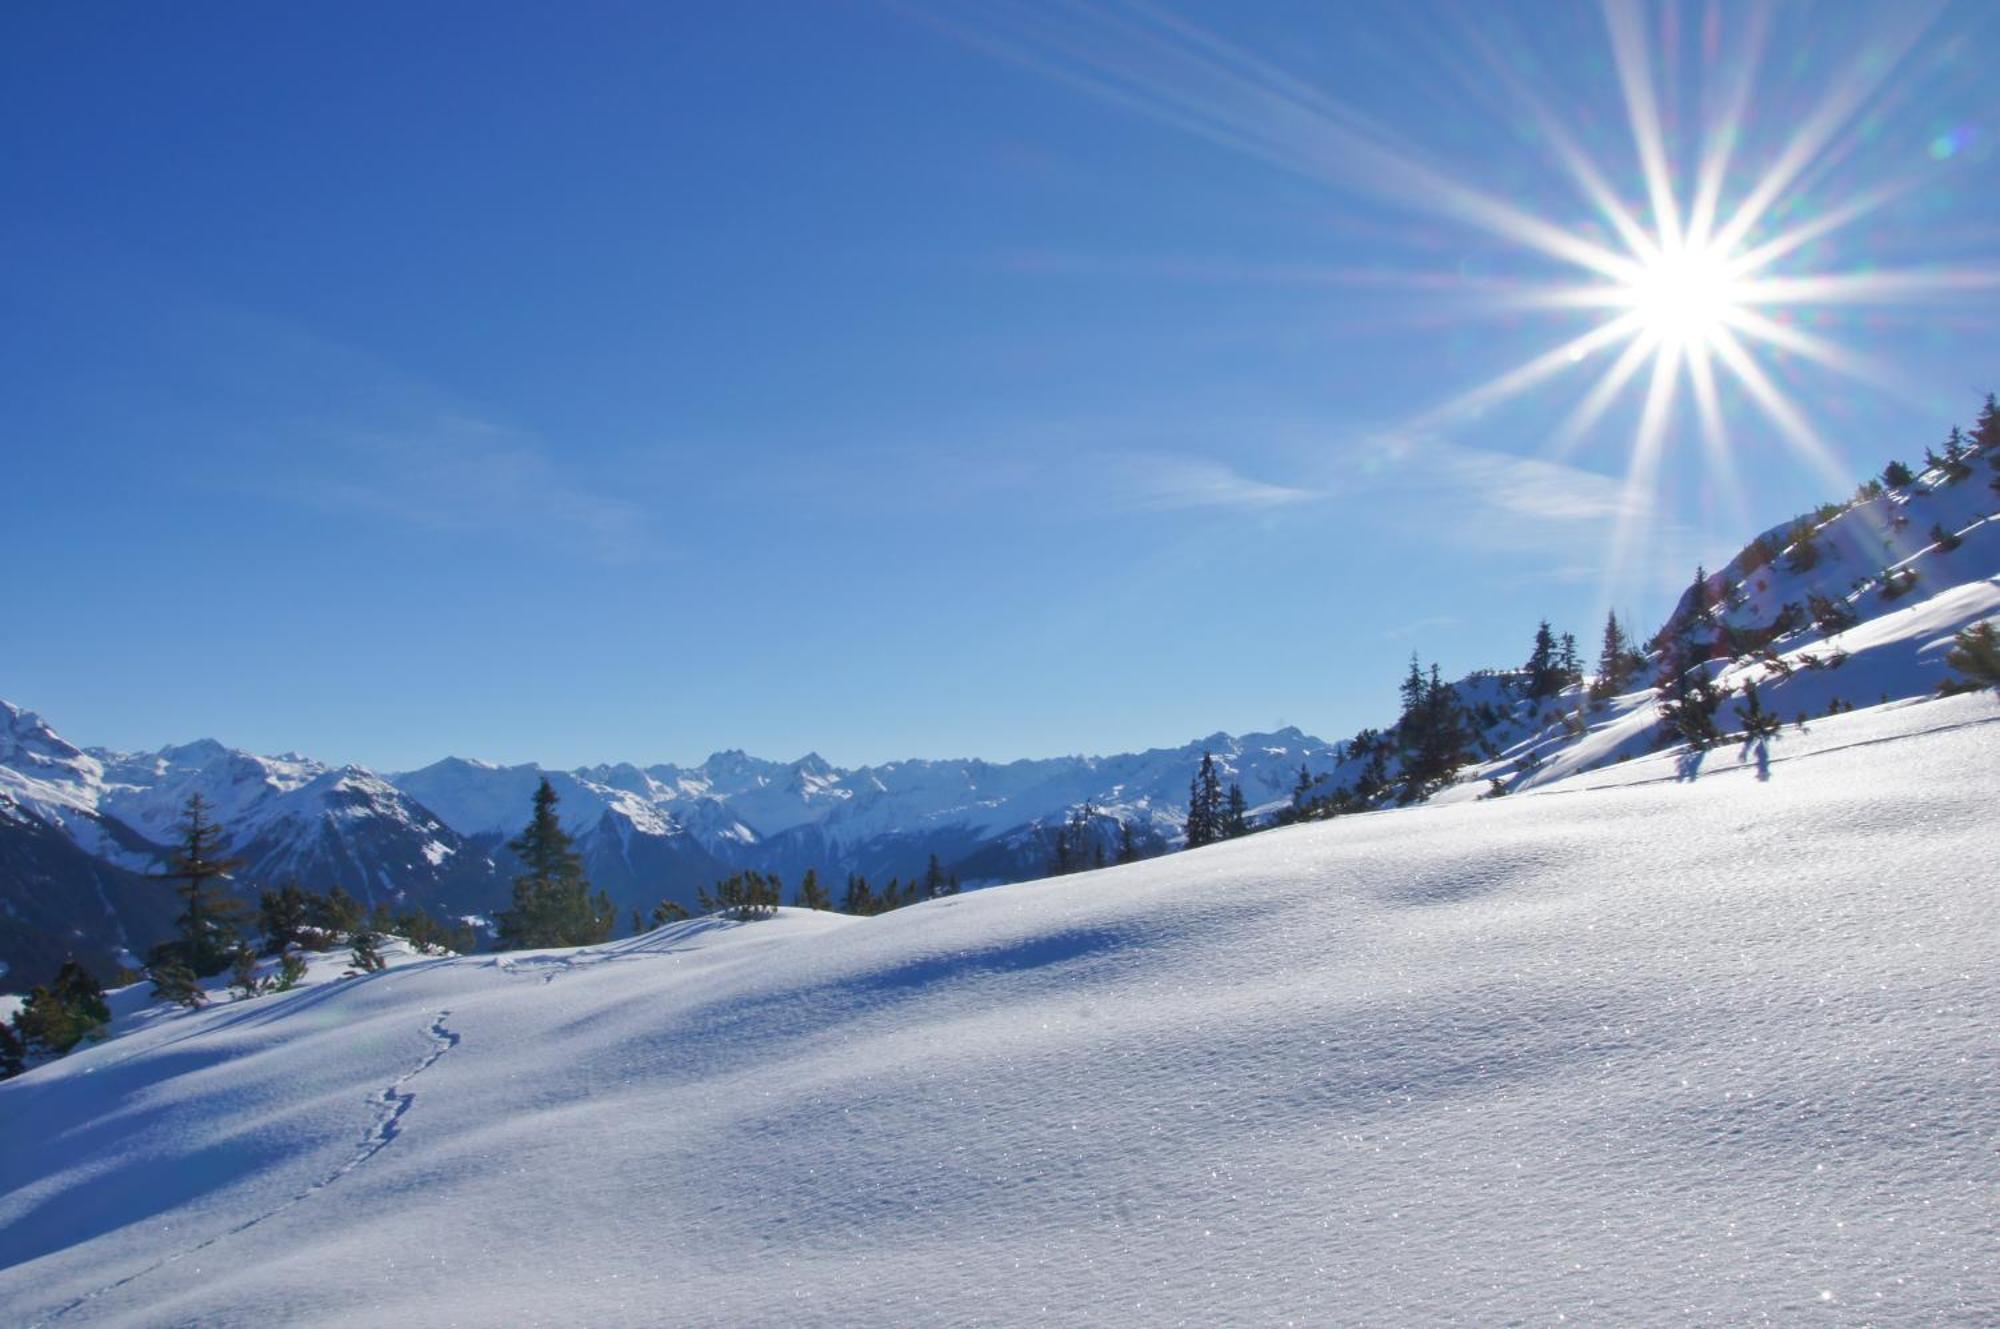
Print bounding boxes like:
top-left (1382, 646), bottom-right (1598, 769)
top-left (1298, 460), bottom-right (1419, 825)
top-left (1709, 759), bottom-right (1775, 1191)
top-left (3, 1), bottom-right (1994, 770)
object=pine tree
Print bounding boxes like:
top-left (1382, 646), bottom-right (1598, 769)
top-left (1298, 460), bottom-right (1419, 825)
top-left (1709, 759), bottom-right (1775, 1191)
top-left (1784, 521), bottom-right (1821, 572)
top-left (348, 926), bottom-right (386, 974)
top-left (1222, 783), bottom-right (1249, 838)
top-left (650, 899), bottom-right (691, 926)
top-left (1971, 392), bottom-right (2000, 451)
top-left (840, 873), bottom-right (874, 916)
top-left (1734, 680), bottom-right (1781, 739)
top-left (1068, 802), bottom-right (1096, 870)
top-left (153, 793), bottom-right (250, 977)
top-left (1939, 428), bottom-right (1974, 481)
top-left (1524, 621), bottom-right (1561, 699)
top-left (229, 944), bottom-right (262, 1000)
top-left (1401, 663), bottom-right (1470, 801)
top-left (495, 778), bottom-right (611, 948)
top-left (269, 948), bottom-right (309, 992)
top-left (313, 887), bottom-right (364, 940)
top-left (1882, 458), bottom-right (1915, 487)
top-left (1115, 818), bottom-right (1140, 864)
top-left (1557, 632), bottom-right (1581, 689)
top-left (1049, 825), bottom-right (1074, 877)
top-left (0, 1019), bottom-right (24, 1079)
top-left (922, 855), bottom-right (947, 900)
top-left (149, 958), bottom-right (206, 1009)
top-left (1590, 611), bottom-right (1640, 700)
top-left (257, 883), bottom-right (311, 955)
top-left (15, 959), bottom-right (112, 1055)
top-left (1930, 522), bottom-right (1962, 553)
top-left (1398, 653), bottom-right (1426, 717)
top-left (796, 868), bottom-right (830, 910)
top-left (1937, 620), bottom-right (2000, 694)
top-left (1289, 763), bottom-right (1317, 819)
top-left (1185, 752), bottom-right (1223, 848)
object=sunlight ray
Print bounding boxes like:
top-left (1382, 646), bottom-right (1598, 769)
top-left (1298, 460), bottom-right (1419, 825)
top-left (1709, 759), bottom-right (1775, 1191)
top-left (1734, 268), bottom-right (2000, 306)
top-left (1544, 328), bottom-right (1661, 461)
top-left (939, 0), bottom-right (1643, 283)
top-left (1602, 337), bottom-right (1683, 598)
top-left (1458, 19), bottom-right (1660, 264)
top-left (1683, 3), bottom-right (1771, 251)
top-left (1721, 180), bottom-right (1914, 279)
top-left (1683, 340), bottom-right (1751, 537)
top-left (1602, 0), bottom-right (1683, 253)
top-left (1706, 327), bottom-right (1852, 494)
top-left (1719, 306), bottom-right (1917, 402)
top-left (1411, 312), bottom-right (1647, 429)
top-left (1708, 4), bottom-right (1942, 256)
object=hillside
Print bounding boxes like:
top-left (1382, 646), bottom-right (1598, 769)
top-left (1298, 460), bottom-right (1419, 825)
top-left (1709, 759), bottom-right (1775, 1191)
top-left (2, 693), bottom-right (1994, 1326)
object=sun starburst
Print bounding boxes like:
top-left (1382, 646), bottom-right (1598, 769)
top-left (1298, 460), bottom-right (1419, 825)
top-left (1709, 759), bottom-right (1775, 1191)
top-left (931, 0), bottom-right (1998, 594)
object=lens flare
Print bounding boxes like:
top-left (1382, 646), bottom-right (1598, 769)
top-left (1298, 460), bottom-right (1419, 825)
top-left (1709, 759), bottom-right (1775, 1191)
top-left (1621, 243), bottom-right (1744, 350)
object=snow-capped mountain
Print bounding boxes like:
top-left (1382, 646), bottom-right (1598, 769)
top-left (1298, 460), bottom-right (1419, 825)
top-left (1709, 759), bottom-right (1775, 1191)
top-left (0, 696), bottom-right (1343, 988)
top-left (0, 709), bottom-right (499, 986)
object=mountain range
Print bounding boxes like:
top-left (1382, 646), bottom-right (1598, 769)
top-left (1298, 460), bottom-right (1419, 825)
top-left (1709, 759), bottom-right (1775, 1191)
top-left (0, 701), bottom-right (1340, 988)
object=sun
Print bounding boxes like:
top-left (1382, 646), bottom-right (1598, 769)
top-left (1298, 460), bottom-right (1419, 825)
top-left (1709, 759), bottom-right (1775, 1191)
top-left (1620, 243), bottom-right (1744, 351)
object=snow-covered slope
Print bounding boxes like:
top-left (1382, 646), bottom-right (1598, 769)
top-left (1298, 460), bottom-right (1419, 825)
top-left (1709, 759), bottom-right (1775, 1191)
top-left (3, 694), bottom-right (1994, 1326)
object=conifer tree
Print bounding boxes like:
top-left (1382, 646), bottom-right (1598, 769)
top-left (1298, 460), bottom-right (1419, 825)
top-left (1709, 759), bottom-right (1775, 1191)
top-left (840, 873), bottom-right (874, 915)
top-left (796, 868), bottom-right (830, 910)
top-left (1289, 763), bottom-right (1317, 818)
top-left (922, 855), bottom-right (947, 900)
top-left (270, 948), bottom-right (309, 992)
top-left (1068, 802), bottom-right (1096, 870)
top-left (257, 883), bottom-right (311, 955)
top-left (1591, 611), bottom-right (1640, 700)
top-left (1524, 621), bottom-right (1561, 699)
top-left (1185, 752), bottom-right (1223, 848)
top-left (1968, 391), bottom-right (1997, 447)
top-left (1734, 680), bottom-right (1782, 739)
top-left (15, 959), bottom-right (112, 1055)
top-left (651, 898), bottom-right (691, 926)
top-left (150, 958), bottom-right (206, 1009)
top-left (1882, 459), bottom-right (1915, 487)
top-left (1049, 825), bottom-right (1073, 877)
top-left (1222, 783), bottom-right (1249, 838)
top-left (313, 887), bottom-right (364, 940)
top-left (229, 944), bottom-right (262, 1000)
top-left (1938, 428), bottom-right (1974, 481)
top-left (1398, 653), bottom-right (1427, 716)
top-left (1115, 818), bottom-right (1141, 864)
top-left (1937, 620), bottom-right (2000, 693)
top-left (153, 793), bottom-right (250, 977)
top-left (1557, 632), bottom-right (1581, 688)
top-left (495, 778), bottom-right (612, 948)
top-left (348, 927), bottom-right (386, 975)
top-left (0, 1020), bottom-right (24, 1079)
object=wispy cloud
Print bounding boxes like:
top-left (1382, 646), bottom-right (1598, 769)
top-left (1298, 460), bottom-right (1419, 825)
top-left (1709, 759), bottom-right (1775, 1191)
top-left (189, 307), bottom-right (662, 565)
top-left (1344, 431), bottom-right (1721, 592)
top-left (1120, 454), bottom-right (1323, 512)
top-left (309, 414), bottom-right (657, 565)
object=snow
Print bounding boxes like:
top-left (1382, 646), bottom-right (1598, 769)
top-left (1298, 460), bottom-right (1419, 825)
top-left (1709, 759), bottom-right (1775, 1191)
top-left (3, 694), bottom-right (1994, 1326)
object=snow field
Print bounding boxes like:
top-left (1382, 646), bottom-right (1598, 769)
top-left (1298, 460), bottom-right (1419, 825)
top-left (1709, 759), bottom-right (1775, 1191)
top-left (1, 695), bottom-right (1995, 1326)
